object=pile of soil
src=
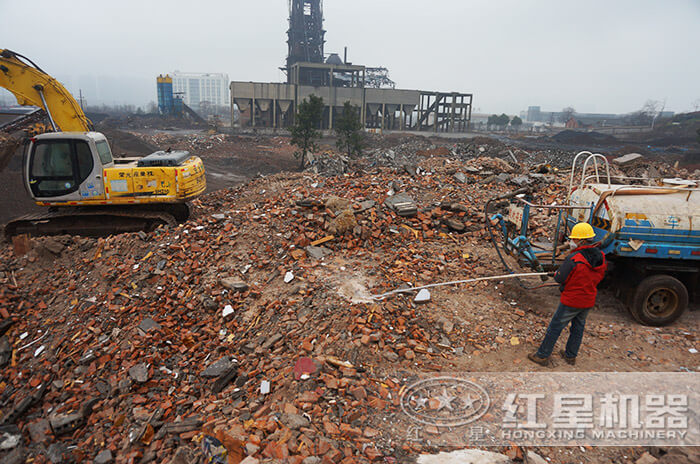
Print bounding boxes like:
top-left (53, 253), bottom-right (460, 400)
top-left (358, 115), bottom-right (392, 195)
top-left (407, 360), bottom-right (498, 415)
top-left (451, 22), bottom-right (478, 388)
top-left (550, 129), bottom-right (618, 145)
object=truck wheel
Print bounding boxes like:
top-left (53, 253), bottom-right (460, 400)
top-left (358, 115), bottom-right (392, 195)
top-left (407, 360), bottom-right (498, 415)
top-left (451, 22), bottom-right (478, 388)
top-left (629, 275), bottom-right (688, 326)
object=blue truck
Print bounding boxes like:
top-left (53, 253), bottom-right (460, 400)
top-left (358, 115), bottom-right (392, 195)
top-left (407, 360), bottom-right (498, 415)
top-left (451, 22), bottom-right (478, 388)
top-left (488, 152), bottom-right (699, 326)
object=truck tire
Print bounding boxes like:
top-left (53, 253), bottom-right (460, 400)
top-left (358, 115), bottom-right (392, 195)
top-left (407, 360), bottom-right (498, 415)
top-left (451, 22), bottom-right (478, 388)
top-left (629, 274), bottom-right (688, 326)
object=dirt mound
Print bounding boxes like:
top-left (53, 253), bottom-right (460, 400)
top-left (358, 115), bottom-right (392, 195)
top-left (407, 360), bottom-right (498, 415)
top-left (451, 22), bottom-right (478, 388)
top-left (469, 135), bottom-right (507, 148)
top-left (627, 112), bottom-right (700, 147)
top-left (97, 127), bottom-right (158, 156)
top-left (551, 129), bottom-right (618, 145)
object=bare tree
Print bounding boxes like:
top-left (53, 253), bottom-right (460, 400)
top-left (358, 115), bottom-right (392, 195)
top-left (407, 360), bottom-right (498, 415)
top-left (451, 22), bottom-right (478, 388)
top-left (642, 99), bottom-right (661, 116)
top-left (629, 99), bottom-right (662, 126)
top-left (559, 106), bottom-right (576, 123)
top-left (643, 99), bottom-right (666, 129)
top-left (692, 99), bottom-right (700, 112)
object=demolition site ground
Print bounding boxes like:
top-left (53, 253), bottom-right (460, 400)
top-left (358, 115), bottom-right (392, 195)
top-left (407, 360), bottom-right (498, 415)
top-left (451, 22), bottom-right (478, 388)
top-left (0, 128), bottom-right (699, 463)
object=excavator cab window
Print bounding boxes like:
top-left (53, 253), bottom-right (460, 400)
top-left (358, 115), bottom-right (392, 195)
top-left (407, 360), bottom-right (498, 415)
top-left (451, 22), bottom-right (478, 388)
top-left (29, 139), bottom-right (94, 197)
top-left (95, 140), bottom-right (113, 165)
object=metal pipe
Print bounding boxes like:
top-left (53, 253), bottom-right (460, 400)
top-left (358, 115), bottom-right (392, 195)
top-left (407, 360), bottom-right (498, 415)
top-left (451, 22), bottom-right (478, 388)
top-left (515, 197), bottom-right (585, 210)
top-left (35, 86), bottom-right (58, 131)
top-left (567, 151), bottom-right (593, 200)
top-left (579, 153), bottom-right (611, 190)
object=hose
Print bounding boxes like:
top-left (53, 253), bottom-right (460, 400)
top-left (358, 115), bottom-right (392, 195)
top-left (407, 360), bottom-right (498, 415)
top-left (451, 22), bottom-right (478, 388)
top-left (371, 272), bottom-right (550, 300)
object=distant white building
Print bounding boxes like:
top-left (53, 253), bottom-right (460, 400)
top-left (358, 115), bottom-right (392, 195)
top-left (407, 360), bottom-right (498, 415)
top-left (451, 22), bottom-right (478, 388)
top-left (171, 71), bottom-right (229, 109)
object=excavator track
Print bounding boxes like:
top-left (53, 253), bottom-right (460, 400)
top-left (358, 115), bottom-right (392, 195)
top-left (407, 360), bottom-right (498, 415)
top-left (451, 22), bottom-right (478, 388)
top-left (4, 204), bottom-right (190, 240)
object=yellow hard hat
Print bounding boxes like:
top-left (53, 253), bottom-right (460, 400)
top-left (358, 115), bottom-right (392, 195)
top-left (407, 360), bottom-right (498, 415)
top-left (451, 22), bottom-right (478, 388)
top-left (569, 222), bottom-right (595, 240)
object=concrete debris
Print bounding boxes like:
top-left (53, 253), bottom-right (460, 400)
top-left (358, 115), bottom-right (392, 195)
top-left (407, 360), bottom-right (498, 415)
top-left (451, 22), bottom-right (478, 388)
top-left (418, 449), bottom-right (511, 464)
top-left (356, 199), bottom-right (376, 212)
top-left (281, 413), bottom-right (310, 430)
top-left (240, 457), bottom-right (260, 464)
top-left (49, 410), bottom-right (85, 436)
top-left (510, 175), bottom-right (533, 187)
top-left (613, 152), bottom-right (644, 166)
top-left (2, 446), bottom-right (26, 464)
top-left (220, 277), bottom-right (249, 292)
top-left (137, 317), bottom-right (161, 336)
top-left (305, 245), bottom-right (331, 259)
top-left (128, 363), bottom-right (149, 383)
top-left (0, 336), bottom-right (10, 367)
top-left (496, 172), bottom-right (511, 183)
top-left (636, 452), bottom-right (658, 464)
top-left (526, 450), bottom-right (548, 464)
top-left (403, 164), bottom-right (418, 177)
top-left (384, 192), bottom-right (418, 217)
top-left (414, 288), bottom-right (431, 303)
top-left (453, 172), bottom-right (469, 183)
top-left (27, 419), bottom-right (51, 444)
top-left (95, 449), bottom-right (114, 464)
top-left (42, 238), bottom-right (65, 255)
top-left (201, 357), bottom-right (235, 378)
top-left (438, 315), bottom-right (455, 334)
top-left (222, 304), bottom-right (235, 318)
top-left (168, 446), bottom-right (198, 464)
top-left (0, 429), bottom-right (21, 450)
top-left (444, 218), bottom-right (466, 232)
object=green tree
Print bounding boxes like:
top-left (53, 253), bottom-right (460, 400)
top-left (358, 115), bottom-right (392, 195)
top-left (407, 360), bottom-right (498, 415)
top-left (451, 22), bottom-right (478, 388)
top-left (511, 116), bottom-right (523, 131)
top-left (289, 95), bottom-right (324, 170)
top-left (487, 114), bottom-right (499, 130)
top-left (497, 113), bottom-right (510, 129)
top-left (335, 101), bottom-right (364, 157)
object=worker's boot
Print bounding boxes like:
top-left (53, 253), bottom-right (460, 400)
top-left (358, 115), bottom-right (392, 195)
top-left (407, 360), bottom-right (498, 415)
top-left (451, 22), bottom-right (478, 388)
top-left (559, 350), bottom-right (576, 366)
top-left (527, 352), bottom-right (550, 367)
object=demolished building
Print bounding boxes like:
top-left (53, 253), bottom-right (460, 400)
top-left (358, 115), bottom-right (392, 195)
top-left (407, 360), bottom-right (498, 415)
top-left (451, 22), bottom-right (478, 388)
top-left (230, 0), bottom-right (473, 133)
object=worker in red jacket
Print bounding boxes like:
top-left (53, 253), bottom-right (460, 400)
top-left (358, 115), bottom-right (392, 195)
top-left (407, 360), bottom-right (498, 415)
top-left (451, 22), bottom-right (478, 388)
top-left (528, 222), bottom-right (607, 366)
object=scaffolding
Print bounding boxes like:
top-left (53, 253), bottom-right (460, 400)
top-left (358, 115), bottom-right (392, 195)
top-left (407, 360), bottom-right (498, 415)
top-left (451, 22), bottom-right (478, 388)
top-left (414, 92), bottom-right (473, 132)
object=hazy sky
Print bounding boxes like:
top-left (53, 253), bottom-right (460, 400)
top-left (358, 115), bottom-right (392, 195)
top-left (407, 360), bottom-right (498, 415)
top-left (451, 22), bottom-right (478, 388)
top-left (2, 0), bottom-right (699, 114)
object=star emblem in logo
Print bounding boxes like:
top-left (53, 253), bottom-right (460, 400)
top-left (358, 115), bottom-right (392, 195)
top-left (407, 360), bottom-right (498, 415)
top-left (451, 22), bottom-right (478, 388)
top-left (435, 387), bottom-right (457, 411)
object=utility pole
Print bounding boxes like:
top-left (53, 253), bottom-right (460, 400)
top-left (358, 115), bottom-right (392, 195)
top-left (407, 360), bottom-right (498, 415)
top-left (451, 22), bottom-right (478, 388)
top-left (78, 89), bottom-right (85, 112)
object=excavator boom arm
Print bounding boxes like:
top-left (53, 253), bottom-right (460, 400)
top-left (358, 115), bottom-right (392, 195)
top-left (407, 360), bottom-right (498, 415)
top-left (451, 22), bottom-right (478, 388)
top-left (0, 49), bottom-right (93, 132)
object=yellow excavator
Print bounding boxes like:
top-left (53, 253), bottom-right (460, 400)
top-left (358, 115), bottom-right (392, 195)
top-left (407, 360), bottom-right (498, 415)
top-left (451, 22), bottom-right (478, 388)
top-left (0, 49), bottom-right (206, 237)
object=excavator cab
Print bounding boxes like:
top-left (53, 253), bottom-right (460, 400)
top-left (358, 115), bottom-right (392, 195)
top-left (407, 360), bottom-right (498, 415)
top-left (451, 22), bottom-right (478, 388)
top-left (26, 132), bottom-right (111, 201)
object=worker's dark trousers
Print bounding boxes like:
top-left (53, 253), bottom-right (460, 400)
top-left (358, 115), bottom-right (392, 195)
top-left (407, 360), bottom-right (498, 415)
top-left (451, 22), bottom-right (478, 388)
top-left (536, 303), bottom-right (591, 358)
